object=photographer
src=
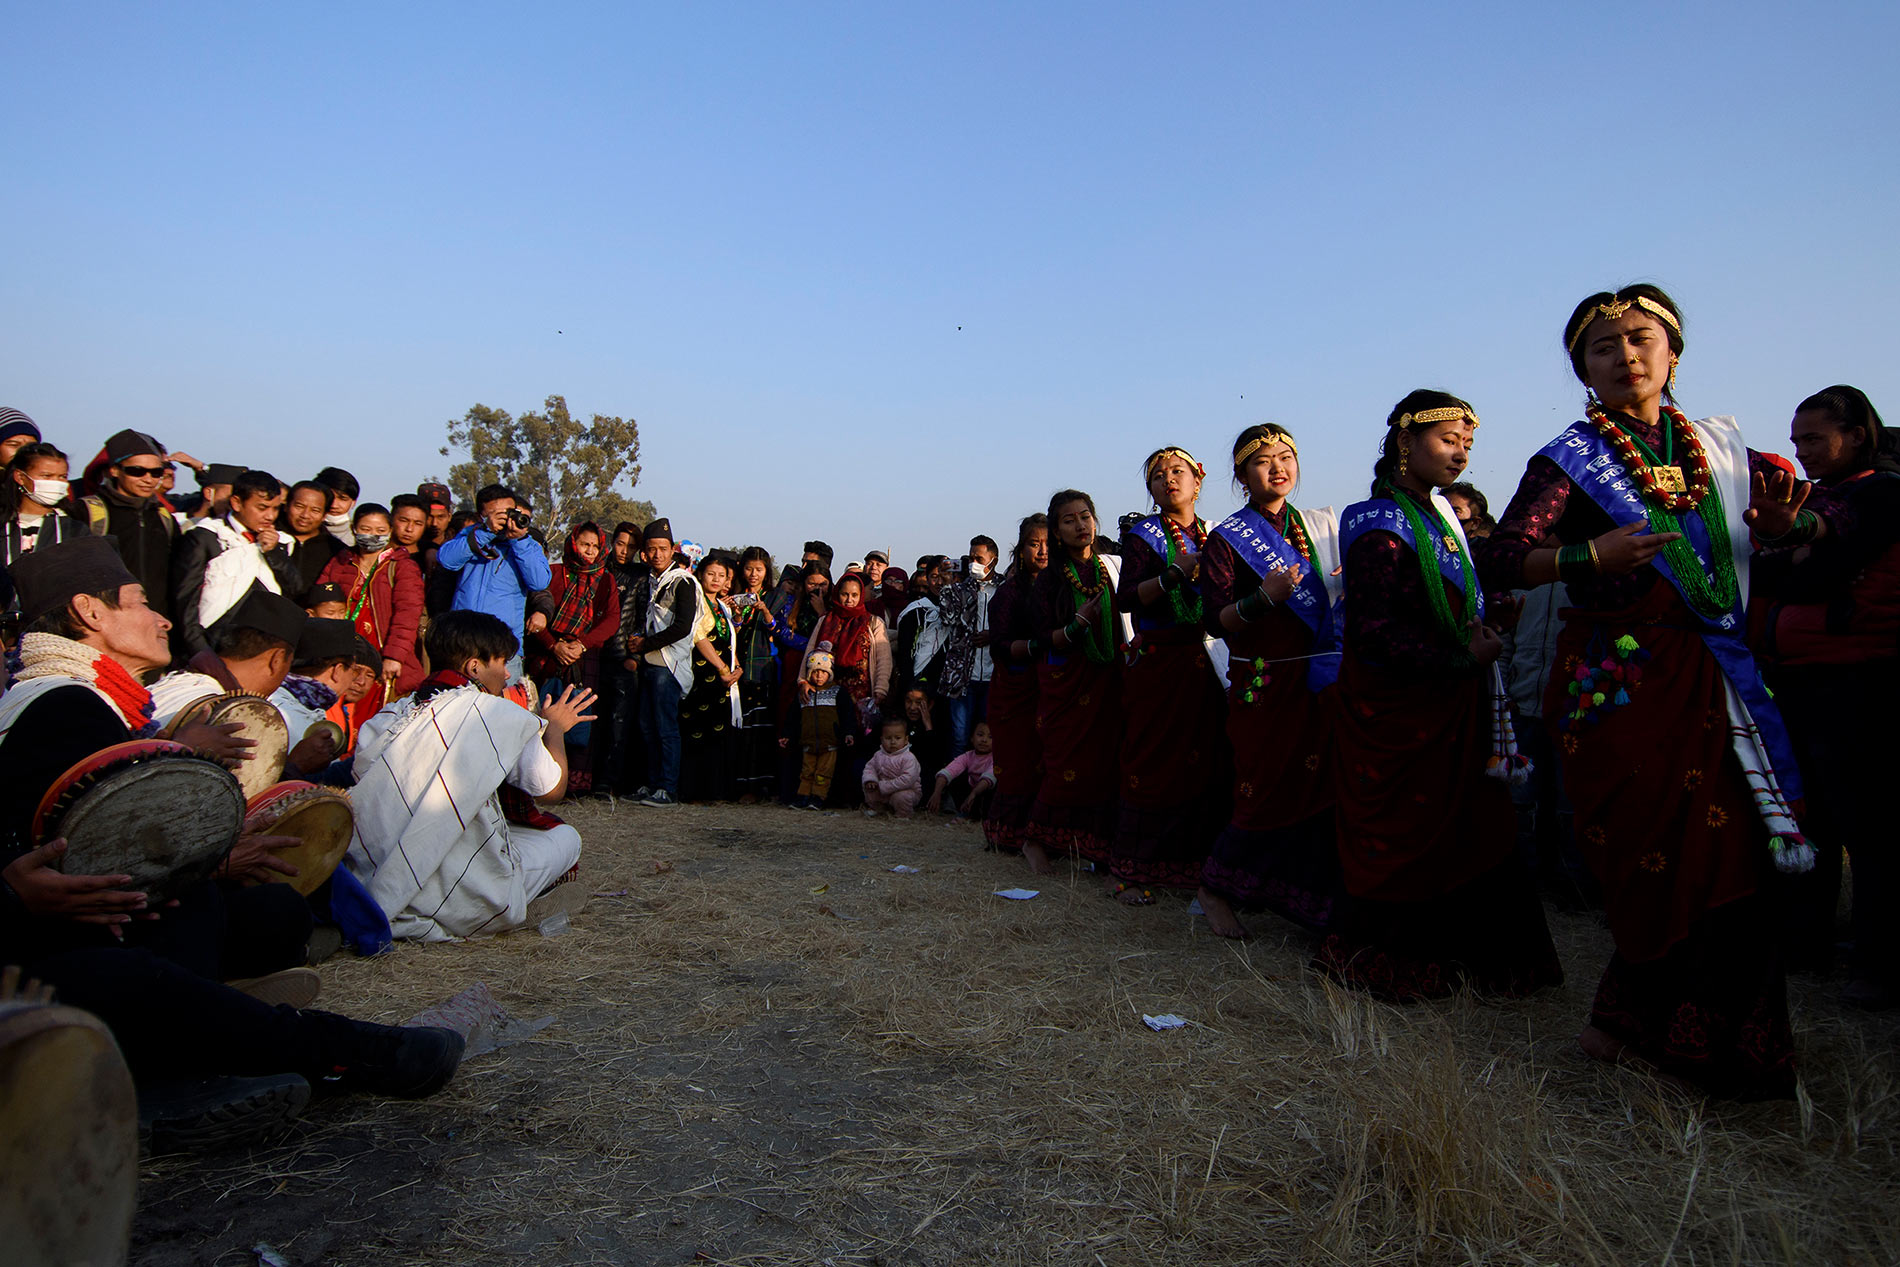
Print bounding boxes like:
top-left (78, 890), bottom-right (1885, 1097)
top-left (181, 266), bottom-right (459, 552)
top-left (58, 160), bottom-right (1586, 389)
top-left (434, 484), bottom-right (552, 681)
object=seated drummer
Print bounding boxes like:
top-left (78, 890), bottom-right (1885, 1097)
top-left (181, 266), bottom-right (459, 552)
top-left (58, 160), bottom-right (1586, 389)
top-left (150, 585), bottom-right (339, 778)
top-left (268, 618), bottom-right (377, 773)
top-left (0, 538), bottom-right (464, 1140)
top-left (330, 634), bottom-right (381, 755)
top-left (347, 610), bottom-right (596, 940)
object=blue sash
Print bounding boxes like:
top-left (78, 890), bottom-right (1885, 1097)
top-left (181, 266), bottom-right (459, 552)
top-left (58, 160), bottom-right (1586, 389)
top-left (1128, 515), bottom-right (1199, 633)
top-left (1539, 421), bottom-right (1803, 801)
top-left (1336, 496), bottom-right (1483, 620)
top-left (1210, 506), bottom-right (1331, 636)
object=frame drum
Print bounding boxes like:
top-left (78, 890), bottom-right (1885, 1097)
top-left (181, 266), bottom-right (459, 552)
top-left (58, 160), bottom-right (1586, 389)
top-left (0, 999), bottom-right (137, 1266)
top-left (34, 740), bottom-right (247, 900)
top-left (162, 692), bottom-right (290, 799)
top-left (303, 719), bottom-right (346, 752)
top-left (243, 781), bottom-right (354, 896)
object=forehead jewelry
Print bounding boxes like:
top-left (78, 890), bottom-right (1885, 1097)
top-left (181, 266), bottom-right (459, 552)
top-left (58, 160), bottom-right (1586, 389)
top-left (1233, 431), bottom-right (1298, 466)
top-left (1394, 407), bottom-right (1480, 430)
top-left (1146, 447), bottom-right (1205, 481)
top-left (1567, 294), bottom-right (1682, 354)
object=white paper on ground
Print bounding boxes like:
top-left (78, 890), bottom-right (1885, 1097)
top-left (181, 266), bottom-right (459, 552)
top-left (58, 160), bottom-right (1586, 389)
top-left (993, 888), bottom-right (1040, 900)
top-left (890, 865), bottom-right (922, 874)
top-left (1186, 898), bottom-right (1205, 916)
top-left (406, 982), bottom-right (555, 1057)
top-left (1143, 1014), bottom-right (1189, 1031)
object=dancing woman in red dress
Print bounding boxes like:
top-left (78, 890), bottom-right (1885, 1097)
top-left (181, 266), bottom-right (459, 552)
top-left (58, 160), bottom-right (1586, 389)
top-left (1319, 391), bottom-right (1562, 1002)
top-left (1109, 448), bottom-right (1230, 904)
top-left (1197, 425), bottom-right (1343, 940)
top-left (1478, 285), bottom-right (1813, 1098)
top-left (983, 513), bottom-right (1048, 854)
top-left (1022, 490), bottom-right (1125, 874)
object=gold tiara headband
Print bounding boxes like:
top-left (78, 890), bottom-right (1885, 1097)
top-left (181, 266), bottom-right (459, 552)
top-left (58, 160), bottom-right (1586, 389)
top-left (1395, 407), bottom-right (1479, 430)
top-left (1233, 430), bottom-right (1298, 466)
top-left (1566, 294), bottom-right (1682, 354)
top-left (1145, 447), bottom-right (1204, 481)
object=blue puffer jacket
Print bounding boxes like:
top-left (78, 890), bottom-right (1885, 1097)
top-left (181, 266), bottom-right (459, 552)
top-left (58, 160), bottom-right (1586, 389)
top-left (435, 526), bottom-right (552, 640)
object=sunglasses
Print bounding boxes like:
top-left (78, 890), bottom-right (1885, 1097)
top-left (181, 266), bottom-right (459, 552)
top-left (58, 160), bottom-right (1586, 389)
top-left (118, 464), bottom-right (166, 478)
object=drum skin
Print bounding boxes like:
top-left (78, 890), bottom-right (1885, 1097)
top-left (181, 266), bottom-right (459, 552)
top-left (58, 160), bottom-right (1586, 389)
top-left (303, 719), bottom-right (345, 752)
top-left (162, 692), bottom-right (290, 799)
top-left (243, 781), bottom-right (354, 896)
top-left (34, 741), bottom-right (246, 900)
top-left (0, 1001), bottom-right (138, 1267)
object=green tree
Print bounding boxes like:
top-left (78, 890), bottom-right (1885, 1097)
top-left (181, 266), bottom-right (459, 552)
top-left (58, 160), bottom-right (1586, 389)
top-left (439, 395), bottom-right (655, 535)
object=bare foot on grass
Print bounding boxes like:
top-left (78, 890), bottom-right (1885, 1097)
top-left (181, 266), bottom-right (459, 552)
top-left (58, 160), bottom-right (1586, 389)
top-left (1196, 887), bottom-right (1250, 939)
top-left (1022, 842), bottom-right (1058, 876)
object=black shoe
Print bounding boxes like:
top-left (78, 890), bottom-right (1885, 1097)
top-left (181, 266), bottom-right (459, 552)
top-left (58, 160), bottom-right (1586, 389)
top-left (138, 1073), bottom-right (312, 1154)
top-left (319, 1020), bottom-right (466, 1098)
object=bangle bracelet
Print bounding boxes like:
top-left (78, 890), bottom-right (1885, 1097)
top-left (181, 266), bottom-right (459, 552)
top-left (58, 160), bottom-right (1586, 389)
top-left (1759, 509), bottom-right (1819, 548)
top-left (1585, 538), bottom-right (1601, 572)
top-left (1160, 564), bottom-right (1183, 592)
top-left (1557, 542), bottom-right (1596, 586)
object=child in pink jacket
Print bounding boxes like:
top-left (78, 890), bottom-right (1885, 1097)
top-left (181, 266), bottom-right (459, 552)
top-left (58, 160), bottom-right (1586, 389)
top-left (862, 718), bottom-right (924, 818)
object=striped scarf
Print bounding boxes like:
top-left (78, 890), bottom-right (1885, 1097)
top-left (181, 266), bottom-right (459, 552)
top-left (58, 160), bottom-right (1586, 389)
top-left (13, 632), bottom-right (160, 735)
top-left (550, 526), bottom-right (607, 639)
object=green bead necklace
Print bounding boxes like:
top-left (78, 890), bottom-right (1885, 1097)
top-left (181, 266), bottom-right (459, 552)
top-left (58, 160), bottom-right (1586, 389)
top-left (1380, 480), bottom-right (1478, 654)
top-left (1063, 556), bottom-right (1117, 665)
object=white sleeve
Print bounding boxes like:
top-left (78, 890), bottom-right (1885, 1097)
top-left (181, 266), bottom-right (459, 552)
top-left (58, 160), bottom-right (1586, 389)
top-left (509, 727), bottom-right (563, 798)
top-left (148, 672), bottom-right (223, 726)
top-left (269, 688), bottom-right (324, 740)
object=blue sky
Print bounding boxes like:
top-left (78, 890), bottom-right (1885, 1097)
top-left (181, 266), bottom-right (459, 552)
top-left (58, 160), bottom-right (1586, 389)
top-left (5, 3), bottom-right (1896, 568)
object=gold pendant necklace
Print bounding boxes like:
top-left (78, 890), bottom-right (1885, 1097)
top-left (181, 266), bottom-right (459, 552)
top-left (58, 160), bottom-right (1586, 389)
top-left (1652, 465), bottom-right (1686, 494)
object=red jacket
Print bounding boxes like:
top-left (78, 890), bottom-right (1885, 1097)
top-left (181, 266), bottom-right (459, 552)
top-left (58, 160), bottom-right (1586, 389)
top-left (318, 549), bottom-right (426, 694)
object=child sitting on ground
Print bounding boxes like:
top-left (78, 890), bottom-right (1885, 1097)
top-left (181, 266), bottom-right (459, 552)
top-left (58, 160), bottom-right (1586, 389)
top-left (862, 717), bottom-right (923, 818)
top-left (924, 721), bottom-right (996, 818)
top-left (780, 648), bottom-right (854, 809)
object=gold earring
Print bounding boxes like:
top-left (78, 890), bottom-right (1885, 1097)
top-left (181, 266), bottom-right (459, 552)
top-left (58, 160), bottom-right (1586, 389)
top-left (1669, 354), bottom-right (1679, 392)
top-left (1397, 445), bottom-right (1408, 477)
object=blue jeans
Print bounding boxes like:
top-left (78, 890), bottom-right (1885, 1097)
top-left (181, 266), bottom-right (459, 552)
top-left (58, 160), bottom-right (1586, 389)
top-left (637, 662), bottom-right (683, 795)
top-left (947, 682), bottom-right (990, 758)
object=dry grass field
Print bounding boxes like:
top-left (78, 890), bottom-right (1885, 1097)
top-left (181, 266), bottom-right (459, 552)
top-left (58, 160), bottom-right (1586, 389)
top-left (132, 801), bottom-right (1900, 1266)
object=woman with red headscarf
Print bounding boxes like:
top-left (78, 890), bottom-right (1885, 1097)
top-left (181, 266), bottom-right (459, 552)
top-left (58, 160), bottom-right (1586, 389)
top-left (798, 572), bottom-right (891, 795)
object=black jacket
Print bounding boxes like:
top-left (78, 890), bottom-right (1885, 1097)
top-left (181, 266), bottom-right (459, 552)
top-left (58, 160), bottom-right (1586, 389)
top-left (83, 487), bottom-right (177, 618)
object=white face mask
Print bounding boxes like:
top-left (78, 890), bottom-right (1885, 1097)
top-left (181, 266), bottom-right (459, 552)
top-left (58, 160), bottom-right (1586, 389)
top-left (324, 510), bottom-right (351, 529)
top-left (967, 560), bottom-right (987, 580)
top-left (27, 478), bottom-right (69, 505)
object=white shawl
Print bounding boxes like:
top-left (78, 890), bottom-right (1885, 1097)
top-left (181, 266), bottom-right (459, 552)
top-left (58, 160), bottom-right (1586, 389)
top-left (345, 683), bottom-right (546, 941)
top-left (899, 596), bottom-right (945, 676)
top-left (196, 515), bottom-right (282, 631)
top-left (644, 566), bottom-right (704, 694)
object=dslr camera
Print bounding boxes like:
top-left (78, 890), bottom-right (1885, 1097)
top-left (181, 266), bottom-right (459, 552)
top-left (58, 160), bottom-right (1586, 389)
top-left (507, 508), bottom-right (532, 529)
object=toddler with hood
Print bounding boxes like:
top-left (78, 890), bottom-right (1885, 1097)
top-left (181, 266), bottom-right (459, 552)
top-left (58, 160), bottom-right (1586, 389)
top-left (781, 646), bottom-right (855, 808)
